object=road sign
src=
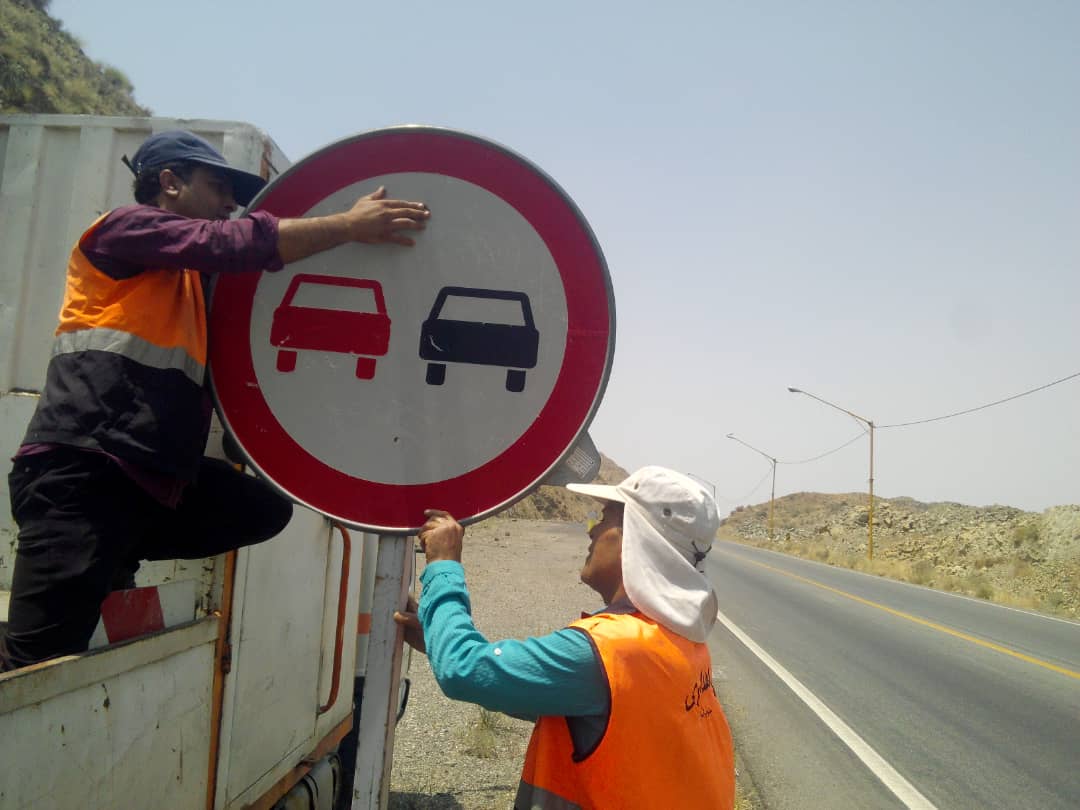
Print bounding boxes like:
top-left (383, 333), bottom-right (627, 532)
top-left (210, 127), bottom-right (614, 533)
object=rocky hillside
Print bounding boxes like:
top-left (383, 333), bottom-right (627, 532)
top-left (500, 453), bottom-right (630, 522)
top-left (719, 492), bottom-right (1080, 618)
top-left (1, 0), bottom-right (149, 115)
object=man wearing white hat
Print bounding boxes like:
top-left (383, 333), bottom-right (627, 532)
top-left (400, 466), bottom-right (735, 809)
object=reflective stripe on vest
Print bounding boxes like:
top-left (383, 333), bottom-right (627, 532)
top-left (514, 782), bottom-right (583, 810)
top-left (57, 212), bottom-right (208, 367)
top-left (21, 210), bottom-right (211, 479)
top-left (52, 327), bottom-right (205, 386)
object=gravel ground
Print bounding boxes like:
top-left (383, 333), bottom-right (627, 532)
top-left (387, 518), bottom-right (758, 810)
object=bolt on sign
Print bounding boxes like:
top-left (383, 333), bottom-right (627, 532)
top-left (210, 127), bottom-right (614, 533)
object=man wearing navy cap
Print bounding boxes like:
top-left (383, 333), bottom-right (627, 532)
top-left (1, 130), bottom-right (430, 671)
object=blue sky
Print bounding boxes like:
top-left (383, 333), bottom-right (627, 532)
top-left (52, 1), bottom-right (1080, 511)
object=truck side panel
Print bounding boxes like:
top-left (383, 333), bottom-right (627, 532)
top-left (210, 511), bottom-right (363, 810)
top-left (0, 620), bottom-right (218, 810)
top-left (0, 393), bottom-right (35, 588)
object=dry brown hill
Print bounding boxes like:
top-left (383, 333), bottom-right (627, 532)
top-left (500, 453), bottom-right (630, 522)
top-left (719, 492), bottom-right (1080, 618)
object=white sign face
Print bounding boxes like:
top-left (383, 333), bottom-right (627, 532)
top-left (247, 173), bottom-right (567, 485)
top-left (211, 128), bottom-right (613, 532)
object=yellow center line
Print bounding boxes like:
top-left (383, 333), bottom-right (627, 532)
top-left (721, 549), bottom-right (1080, 682)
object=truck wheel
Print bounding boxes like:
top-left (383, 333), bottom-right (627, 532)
top-left (426, 363), bottom-right (446, 385)
top-left (276, 350), bottom-right (297, 373)
top-left (355, 356), bottom-right (376, 380)
top-left (506, 369), bottom-right (526, 393)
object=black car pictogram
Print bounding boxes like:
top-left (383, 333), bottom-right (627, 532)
top-left (419, 287), bottom-right (539, 393)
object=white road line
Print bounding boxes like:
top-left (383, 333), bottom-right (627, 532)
top-left (716, 609), bottom-right (939, 810)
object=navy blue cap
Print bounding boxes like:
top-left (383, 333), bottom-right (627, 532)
top-left (124, 130), bottom-right (266, 206)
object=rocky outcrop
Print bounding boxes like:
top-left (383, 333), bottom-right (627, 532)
top-left (720, 492), bottom-right (1079, 618)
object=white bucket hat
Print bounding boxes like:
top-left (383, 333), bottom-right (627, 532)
top-left (567, 466), bottom-right (720, 642)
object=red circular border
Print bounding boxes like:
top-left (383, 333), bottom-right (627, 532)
top-left (210, 129), bottom-right (612, 531)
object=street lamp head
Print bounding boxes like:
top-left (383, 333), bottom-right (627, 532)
top-left (787, 387), bottom-right (802, 394)
top-left (725, 432), bottom-right (735, 439)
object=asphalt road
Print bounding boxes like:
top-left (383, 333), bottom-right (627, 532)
top-left (707, 541), bottom-right (1080, 810)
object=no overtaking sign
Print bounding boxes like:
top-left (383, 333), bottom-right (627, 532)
top-left (210, 127), bottom-right (614, 533)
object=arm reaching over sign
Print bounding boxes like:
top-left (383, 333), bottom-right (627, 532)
top-left (277, 186), bottom-right (430, 262)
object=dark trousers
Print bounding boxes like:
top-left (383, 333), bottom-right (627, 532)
top-left (1, 447), bottom-right (293, 671)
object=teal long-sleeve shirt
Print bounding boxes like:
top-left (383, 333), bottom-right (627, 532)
top-left (417, 561), bottom-right (609, 718)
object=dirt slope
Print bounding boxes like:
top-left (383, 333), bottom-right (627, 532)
top-left (499, 453), bottom-right (630, 522)
top-left (719, 492), bottom-right (1080, 618)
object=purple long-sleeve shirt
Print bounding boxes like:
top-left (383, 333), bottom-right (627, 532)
top-left (17, 204), bottom-right (285, 506)
top-left (82, 204), bottom-right (284, 278)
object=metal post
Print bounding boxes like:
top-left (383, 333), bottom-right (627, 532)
top-left (768, 461), bottom-right (776, 540)
top-left (868, 422), bottom-right (875, 560)
top-left (350, 534), bottom-right (410, 809)
top-left (726, 433), bottom-right (779, 540)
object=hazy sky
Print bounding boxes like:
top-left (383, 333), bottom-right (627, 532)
top-left (51, 1), bottom-right (1080, 512)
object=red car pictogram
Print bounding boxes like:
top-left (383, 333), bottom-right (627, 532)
top-left (270, 274), bottom-right (390, 380)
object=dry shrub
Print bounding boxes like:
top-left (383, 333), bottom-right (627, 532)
top-left (939, 575), bottom-right (960, 592)
top-left (1012, 524), bottom-right (1040, 546)
top-left (997, 590), bottom-right (1042, 611)
top-left (1042, 591), bottom-right (1067, 613)
top-left (844, 556), bottom-right (902, 580)
top-left (961, 574), bottom-right (994, 600)
top-left (1007, 559), bottom-right (1033, 579)
top-left (908, 560), bottom-right (935, 586)
top-left (461, 708), bottom-right (500, 759)
top-left (839, 552), bottom-right (863, 569)
top-left (873, 559), bottom-right (910, 581)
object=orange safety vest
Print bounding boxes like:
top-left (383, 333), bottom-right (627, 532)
top-left (516, 611), bottom-right (735, 810)
top-left (23, 213), bottom-right (211, 478)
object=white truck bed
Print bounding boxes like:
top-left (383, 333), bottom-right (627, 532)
top-left (0, 115), bottom-right (382, 810)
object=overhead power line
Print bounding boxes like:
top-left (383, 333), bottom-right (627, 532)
top-left (879, 370), bottom-right (1080, 429)
top-left (777, 430), bottom-right (868, 465)
top-left (725, 369), bottom-right (1079, 499)
top-left (718, 466), bottom-right (774, 503)
top-left (724, 430), bottom-right (868, 505)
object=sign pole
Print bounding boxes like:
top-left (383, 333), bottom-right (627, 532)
top-left (350, 534), bottom-right (410, 809)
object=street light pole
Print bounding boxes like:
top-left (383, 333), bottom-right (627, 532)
top-left (787, 388), bottom-right (876, 560)
top-left (726, 433), bottom-right (778, 540)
